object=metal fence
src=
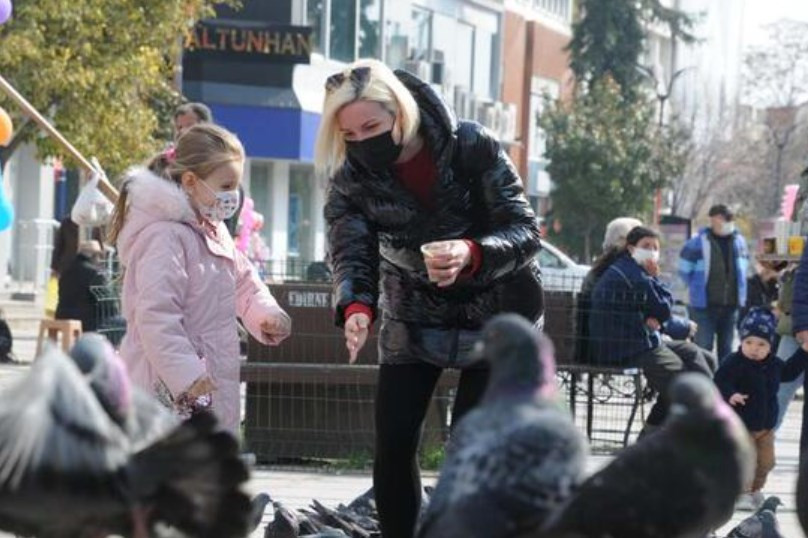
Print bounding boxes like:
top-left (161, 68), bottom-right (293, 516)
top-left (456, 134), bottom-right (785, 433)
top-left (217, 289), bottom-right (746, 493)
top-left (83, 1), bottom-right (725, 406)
top-left (94, 265), bottom-right (664, 460)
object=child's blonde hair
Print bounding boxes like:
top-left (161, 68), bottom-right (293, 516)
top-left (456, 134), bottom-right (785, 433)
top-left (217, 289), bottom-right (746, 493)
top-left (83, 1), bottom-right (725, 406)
top-left (108, 123), bottom-right (245, 244)
top-left (314, 58), bottom-right (420, 179)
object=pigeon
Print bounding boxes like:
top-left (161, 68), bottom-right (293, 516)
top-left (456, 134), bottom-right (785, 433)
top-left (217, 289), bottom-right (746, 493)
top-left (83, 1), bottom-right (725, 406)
top-left (534, 372), bottom-right (755, 538)
top-left (726, 496), bottom-right (784, 537)
top-left (0, 336), bottom-right (252, 538)
top-left (798, 453), bottom-right (808, 537)
top-left (344, 486), bottom-right (376, 517)
top-left (415, 313), bottom-right (588, 538)
top-left (265, 500), bottom-right (301, 538)
top-left (250, 492), bottom-right (272, 533)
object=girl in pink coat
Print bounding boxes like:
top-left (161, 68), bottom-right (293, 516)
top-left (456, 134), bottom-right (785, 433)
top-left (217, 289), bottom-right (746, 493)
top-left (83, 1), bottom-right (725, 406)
top-left (108, 123), bottom-right (291, 434)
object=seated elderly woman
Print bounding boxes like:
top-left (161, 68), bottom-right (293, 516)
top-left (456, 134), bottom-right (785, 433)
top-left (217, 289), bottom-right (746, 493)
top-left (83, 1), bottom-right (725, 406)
top-left (588, 226), bottom-right (714, 437)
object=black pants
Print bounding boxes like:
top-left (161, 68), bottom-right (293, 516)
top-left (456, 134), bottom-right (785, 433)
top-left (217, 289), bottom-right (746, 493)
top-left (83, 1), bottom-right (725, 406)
top-left (374, 362), bottom-right (490, 538)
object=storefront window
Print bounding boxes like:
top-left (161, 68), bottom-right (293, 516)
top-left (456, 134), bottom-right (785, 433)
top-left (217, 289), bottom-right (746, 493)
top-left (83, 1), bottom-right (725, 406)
top-left (250, 161), bottom-right (273, 241)
top-left (288, 165), bottom-right (314, 260)
top-left (307, 0), bottom-right (325, 54)
top-left (473, 29), bottom-right (494, 98)
top-left (330, 0), bottom-right (358, 62)
top-left (411, 7), bottom-right (431, 62)
top-left (359, 0), bottom-right (381, 59)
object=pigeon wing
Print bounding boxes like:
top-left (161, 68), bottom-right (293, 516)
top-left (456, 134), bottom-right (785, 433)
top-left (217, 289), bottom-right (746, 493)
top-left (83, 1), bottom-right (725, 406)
top-left (419, 407), bottom-right (586, 538)
top-left (0, 346), bottom-right (129, 491)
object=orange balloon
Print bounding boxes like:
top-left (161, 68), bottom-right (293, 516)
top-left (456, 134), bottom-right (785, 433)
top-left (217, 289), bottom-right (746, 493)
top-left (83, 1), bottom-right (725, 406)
top-left (0, 106), bottom-right (12, 146)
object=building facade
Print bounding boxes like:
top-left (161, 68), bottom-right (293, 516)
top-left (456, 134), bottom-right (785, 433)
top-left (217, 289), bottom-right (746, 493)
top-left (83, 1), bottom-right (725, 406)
top-left (184, 0), bottom-right (517, 276)
top-left (501, 0), bottom-right (575, 215)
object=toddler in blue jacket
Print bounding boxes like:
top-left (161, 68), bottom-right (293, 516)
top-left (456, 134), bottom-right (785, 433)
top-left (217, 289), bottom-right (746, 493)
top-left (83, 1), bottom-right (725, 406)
top-left (715, 307), bottom-right (808, 510)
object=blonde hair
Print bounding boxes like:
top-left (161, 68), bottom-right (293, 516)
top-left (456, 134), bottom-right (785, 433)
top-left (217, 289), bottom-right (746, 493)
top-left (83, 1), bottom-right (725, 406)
top-left (107, 123), bottom-right (244, 244)
top-left (314, 58), bottom-right (421, 179)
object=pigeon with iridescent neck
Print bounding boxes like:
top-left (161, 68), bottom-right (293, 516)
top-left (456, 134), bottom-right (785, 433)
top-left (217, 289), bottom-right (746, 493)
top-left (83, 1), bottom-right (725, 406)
top-left (415, 314), bottom-right (587, 538)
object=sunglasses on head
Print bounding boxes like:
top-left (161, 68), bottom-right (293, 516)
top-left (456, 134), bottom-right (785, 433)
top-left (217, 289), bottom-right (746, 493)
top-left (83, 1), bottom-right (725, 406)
top-left (325, 66), bottom-right (371, 94)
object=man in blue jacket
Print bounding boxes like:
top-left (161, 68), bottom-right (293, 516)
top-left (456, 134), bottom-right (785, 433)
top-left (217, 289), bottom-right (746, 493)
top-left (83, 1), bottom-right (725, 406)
top-left (678, 204), bottom-right (749, 361)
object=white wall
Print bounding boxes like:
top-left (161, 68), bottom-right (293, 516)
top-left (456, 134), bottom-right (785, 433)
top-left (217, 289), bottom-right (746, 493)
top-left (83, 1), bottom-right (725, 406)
top-left (2, 144), bottom-right (57, 291)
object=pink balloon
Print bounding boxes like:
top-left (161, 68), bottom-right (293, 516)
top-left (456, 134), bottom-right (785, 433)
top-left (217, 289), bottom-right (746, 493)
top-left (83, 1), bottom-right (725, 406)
top-left (252, 212), bottom-right (264, 231)
top-left (0, 0), bottom-right (12, 25)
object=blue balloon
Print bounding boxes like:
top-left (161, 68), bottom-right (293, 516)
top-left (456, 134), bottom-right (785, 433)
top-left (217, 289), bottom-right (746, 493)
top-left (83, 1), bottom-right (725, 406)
top-left (0, 162), bottom-right (14, 231)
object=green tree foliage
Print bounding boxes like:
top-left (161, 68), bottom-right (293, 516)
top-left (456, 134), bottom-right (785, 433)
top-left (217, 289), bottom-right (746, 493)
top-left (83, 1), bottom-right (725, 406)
top-left (569, 0), bottom-right (696, 100)
top-left (541, 79), bottom-right (688, 260)
top-left (0, 0), bottom-right (236, 177)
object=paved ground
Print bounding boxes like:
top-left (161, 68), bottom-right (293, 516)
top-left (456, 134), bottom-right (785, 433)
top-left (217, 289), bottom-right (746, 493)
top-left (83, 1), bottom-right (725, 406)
top-left (1, 332), bottom-right (806, 537)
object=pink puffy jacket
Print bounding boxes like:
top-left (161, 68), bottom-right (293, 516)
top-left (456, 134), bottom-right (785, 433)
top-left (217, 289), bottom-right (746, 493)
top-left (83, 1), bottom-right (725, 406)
top-left (117, 168), bottom-right (290, 433)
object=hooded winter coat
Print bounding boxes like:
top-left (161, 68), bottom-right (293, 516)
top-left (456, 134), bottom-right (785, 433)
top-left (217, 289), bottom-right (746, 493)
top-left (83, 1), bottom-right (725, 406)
top-left (324, 70), bottom-right (543, 367)
top-left (116, 168), bottom-right (290, 433)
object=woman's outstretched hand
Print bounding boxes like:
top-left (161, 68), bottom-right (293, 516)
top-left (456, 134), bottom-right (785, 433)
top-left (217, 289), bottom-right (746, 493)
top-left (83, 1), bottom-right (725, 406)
top-left (345, 312), bottom-right (371, 364)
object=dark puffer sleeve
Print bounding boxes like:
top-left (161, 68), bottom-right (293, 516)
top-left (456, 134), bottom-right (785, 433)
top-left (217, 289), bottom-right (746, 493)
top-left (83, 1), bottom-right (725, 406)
top-left (457, 121), bottom-right (542, 284)
top-left (324, 180), bottom-right (380, 327)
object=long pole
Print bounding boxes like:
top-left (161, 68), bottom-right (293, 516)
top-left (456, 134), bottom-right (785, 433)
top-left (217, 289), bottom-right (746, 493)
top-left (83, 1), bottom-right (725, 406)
top-left (0, 73), bottom-right (119, 202)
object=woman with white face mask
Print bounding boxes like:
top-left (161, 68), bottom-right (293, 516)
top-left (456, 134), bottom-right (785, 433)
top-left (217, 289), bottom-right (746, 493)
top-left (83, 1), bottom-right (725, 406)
top-left (589, 226), bottom-right (712, 436)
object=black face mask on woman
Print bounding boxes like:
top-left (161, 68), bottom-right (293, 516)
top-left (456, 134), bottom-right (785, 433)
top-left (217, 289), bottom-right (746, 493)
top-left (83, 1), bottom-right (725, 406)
top-left (345, 129), bottom-right (403, 171)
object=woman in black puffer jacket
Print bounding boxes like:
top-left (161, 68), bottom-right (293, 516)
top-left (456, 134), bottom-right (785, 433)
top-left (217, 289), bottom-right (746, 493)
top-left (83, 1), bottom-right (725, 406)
top-left (315, 59), bottom-right (543, 538)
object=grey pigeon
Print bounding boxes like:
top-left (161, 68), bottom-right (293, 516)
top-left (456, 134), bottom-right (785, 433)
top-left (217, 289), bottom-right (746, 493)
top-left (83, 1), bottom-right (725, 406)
top-left (415, 314), bottom-right (588, 538)
top-left (299, 528), bottom-right (349, 537)
top-left (534, 372), bottom-right (755, 538)
top-left (726, 496), bottom-right (784, 538)
top-left (250, 492), bottom-right (272, 533)
top-left (345, 486), bottom-right (376, 517)
top-left (265, 500), bottom-right (301, 538)
top-left (799, 454), bottom-right (808, 536)
top-left (0, 337), bottom-right (252, 538)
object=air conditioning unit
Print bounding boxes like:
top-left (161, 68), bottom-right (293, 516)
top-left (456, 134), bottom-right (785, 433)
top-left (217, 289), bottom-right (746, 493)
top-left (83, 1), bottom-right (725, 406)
top-left (431, 49), bottom-right (445, 86)
top-left (403, 60), bottom-right (431, 82)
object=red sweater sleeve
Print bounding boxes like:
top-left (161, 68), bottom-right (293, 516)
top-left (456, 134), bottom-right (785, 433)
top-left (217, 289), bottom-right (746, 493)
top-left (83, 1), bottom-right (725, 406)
top-left (461, 240), bottom-right (483, 276)
top-left (345, 303), bottom-right (373, 325)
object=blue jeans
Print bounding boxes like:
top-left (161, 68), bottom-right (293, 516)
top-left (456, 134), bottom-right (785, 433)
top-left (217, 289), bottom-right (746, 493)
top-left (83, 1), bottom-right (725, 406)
top-left (776, 335), bottom-right (804, 430)
top-left (689, 306), bottom-right (739, 363)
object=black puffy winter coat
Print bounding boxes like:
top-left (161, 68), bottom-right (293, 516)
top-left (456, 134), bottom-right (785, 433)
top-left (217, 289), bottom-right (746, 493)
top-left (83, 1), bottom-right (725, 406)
top-left (324, 70), bottom-right (544, 367)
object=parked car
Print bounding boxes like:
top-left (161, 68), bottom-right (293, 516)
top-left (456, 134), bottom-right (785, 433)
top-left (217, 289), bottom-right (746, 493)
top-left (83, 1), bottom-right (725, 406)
top-left (538, 241), bottom-right (590, 292)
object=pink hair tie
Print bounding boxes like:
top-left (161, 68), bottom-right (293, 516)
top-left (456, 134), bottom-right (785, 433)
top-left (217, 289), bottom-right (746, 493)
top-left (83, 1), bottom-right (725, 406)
top-left (164, 146), bottom-right (177, 162)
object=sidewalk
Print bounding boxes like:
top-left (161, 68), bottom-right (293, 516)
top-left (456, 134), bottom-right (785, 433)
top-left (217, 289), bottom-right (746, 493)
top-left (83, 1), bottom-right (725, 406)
top-left (0, 343), bottom-right (805, 536)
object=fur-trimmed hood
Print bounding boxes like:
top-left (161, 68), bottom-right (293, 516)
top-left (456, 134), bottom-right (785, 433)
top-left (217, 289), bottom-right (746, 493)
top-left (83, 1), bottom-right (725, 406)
top-left (116, 167), bottom-right (200, 266)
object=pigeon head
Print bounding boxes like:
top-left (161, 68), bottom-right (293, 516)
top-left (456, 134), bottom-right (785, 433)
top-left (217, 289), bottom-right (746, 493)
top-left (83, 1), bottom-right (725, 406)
top-left (69, 333), bottom-right (132, 425)
top-left (667, 372), bottom-right (720, 418)
top-left (476, 314), bottom-right (555, 399)
top-left (760, 495), bottom-right (783, 512)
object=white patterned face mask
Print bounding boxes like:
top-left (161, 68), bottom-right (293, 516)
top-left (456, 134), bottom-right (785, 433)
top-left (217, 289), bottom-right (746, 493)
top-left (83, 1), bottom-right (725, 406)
top-left (196, 179), bottom-right (240, 222)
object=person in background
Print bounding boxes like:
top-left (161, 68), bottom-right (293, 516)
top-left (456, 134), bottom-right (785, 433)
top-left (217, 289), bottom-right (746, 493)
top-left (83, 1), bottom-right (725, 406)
top-left (0, 308), bottom-right (17, 364)
top-left (581, 219), bottom-right (716, 374)
top-left (55, 240), bottom-right (108, 332)
top-left (173, 102), bottom-right (213, 141)
top-left (50, 217), bottom-right (104, 278)
top-left (741, 261), bottom-right (782, 323)
top-left (589, 226), bottom-right (714, 437)
top-left (778, 246), bottom-right (808, 429)
top-left (715, 307), bottom-right (808, 511)
top-left (679, 204), bottom-right (749, 361)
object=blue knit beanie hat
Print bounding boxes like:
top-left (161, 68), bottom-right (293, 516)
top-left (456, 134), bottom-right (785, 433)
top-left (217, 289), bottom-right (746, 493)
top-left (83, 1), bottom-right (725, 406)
top-left (739, 307), bottom-right (777, 345)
